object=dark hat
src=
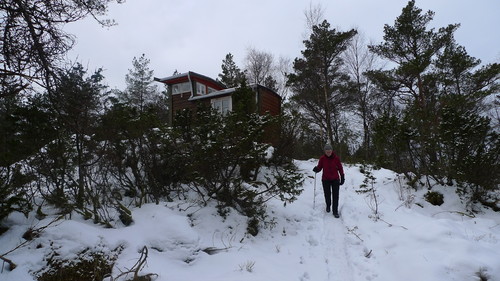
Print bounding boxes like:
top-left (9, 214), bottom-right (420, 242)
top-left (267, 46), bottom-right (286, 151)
top-left (324, 144), bottom-right (333, 151)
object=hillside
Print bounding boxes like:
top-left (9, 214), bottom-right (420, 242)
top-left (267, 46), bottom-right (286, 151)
top-left (1, 159), bottom-right (499, 281)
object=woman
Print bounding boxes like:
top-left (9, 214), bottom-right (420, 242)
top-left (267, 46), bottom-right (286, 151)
top-left (313, 144), bottom-right (345, 218)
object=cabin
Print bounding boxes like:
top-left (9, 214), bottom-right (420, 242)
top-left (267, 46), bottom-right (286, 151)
top-left (154, 71), bottom-right (281, 124)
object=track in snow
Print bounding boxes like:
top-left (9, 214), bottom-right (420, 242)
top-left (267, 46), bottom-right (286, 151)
top-left (298, 204), bottom-right (355, 281)
top-left (319, 207), bottom-right (355, 281)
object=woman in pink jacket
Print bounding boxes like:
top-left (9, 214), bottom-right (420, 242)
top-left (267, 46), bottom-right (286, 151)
top-left (313, 144), bottom-right (345, 218)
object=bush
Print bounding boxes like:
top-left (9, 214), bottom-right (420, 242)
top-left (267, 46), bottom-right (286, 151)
top-left (117, 202), bottom-right (134, 226)
top-left (247, 217), bottom-right (260, 236)
top-left (36, 247), bottom-right (121, 281)
top-left (173, 90), bottom-right (304, 235)
top-left (424, 191), bottom-right (444, 206)
top-left (0, 165), bottom-right (32, 222)
top-left (475, 267), bottom-right (491, 281)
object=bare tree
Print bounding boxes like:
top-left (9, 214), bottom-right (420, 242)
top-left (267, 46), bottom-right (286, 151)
top-left (342, 33), bottom-right (381, 159)
top-left (243, 47), bottom-right (293, 101)
top-left (0, 0), bottom-right (124, 97)
top-left (244, 47), bottom-right (274, 86)
top-left (275, 56), bottom-right (293, 100)
top-left (303, 2), bottom-right (325, 39)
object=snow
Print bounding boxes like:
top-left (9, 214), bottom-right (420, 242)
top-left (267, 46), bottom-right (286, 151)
top-left (1, 159), bottom-right (499, 281)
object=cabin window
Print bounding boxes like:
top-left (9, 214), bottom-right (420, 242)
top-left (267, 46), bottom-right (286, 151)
top-left (207, 86), bottom-right (217, 94)
top-left (211, 96), bottom-right (231, 115)
top-left (172, 82), bottom-right (191, 94)
top-left (196, 82), bottom-right (206, 95)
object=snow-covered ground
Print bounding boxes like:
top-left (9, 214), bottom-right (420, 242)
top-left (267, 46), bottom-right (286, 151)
top-left (1, 159), bottom-right (499, 281)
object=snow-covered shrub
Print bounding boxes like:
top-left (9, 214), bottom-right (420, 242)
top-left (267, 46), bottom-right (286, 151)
top-left (424, 191), bottom-right (444, 206)
top-left (0, 164), bottom-right (32, 223)
top-left (36, 246), bottom-right (122, 281)
top-left (174, 85), bottom-right (304, 235)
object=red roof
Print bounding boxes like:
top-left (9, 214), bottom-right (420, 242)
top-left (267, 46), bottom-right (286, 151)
top-left (154, 71), bottom-right (226, 90)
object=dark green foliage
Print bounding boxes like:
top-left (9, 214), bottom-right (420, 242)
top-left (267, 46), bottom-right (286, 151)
top-left (372, 114), bottom-right (408, 172)
top-left (0, 0), bottom-right (305, 246)
top-left (96, 55), bottom-right (175, 207)
top-left (122, 54), bottom-right (161, 113)
top-left (367, 0), bottom-right (459, 179)
top-left (173, 85), bottom-right (304, 235)
top-left (0, 91), bottom-right (53, 221)
top-left (288, 20), bottom-right (357, 149)
top-left (99, 102), bottom-right (180, 207)
top-left (0, 225), bottom-right (8, 235)
top-left (36, 247), bottom-right (121, 281)
top-left (180, 102), bottom-right (265, 211)
top-left (356, 164), bottom-right (379, 218)
top-left (30, 64), bottom-right (106, 216)
top-left (439, 95), bottom-right (499, 192)
top-left (263, 75), bottom-right (278, 92)
top-left (366, 0), bottom-right (499, 205)
top-left (274, 103), bottom-right (324, 160)
top-left (229, 83), bottom-right (263, 181)
top-left (29, 135), bottom-right (73, 211)
top-left (369, 0), bottom-right (458, 73)
top-left (356, 164), bottom-right (377, 194)
top-left (424, 191), bottom-right (444, 206)
top-left (247, 217), bottom-right (260, 236)
top-left (218, 53), bottom-right (246, 88)
top-left (0, 165), bottom-right (32, 221)
top-left (117, 202), bottom-right (133, 226)
top-left (0, 94), bottom-right (56, 166)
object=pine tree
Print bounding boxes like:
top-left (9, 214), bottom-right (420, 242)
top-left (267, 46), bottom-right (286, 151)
top-left (288, 20), bottom-right (357, 149)
top-left (33, 63), bottom-right (106, 212)
top-left (368, 0), bottom-right (499, 195)
top-left (218, 53), bottom-right (245, 88)
top-left (122, 54), bottom-right (160, 112)
top-left (0, 93), bottom-right (48, 221)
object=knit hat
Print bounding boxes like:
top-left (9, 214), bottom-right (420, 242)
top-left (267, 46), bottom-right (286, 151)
top-left (324, 144), bottom-right (333, 151)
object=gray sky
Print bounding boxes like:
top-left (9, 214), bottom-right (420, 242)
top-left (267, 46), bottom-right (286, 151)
top-left (65, 0), bottom-right (500, 90)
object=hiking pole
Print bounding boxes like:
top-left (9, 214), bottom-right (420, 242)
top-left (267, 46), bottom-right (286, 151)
top-left (313, 172), bottom-right (317, 209)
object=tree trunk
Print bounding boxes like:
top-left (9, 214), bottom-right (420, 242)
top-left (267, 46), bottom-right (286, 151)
top-left (323, 81), bottom-right (334, 146)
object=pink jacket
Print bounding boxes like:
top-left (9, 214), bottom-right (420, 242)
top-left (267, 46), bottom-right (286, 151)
top-left (316, 153), bottom-right (344, 180)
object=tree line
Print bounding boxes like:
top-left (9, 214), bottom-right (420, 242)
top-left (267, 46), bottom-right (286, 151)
top-left (301, 1), bottom-right (497, 209)
top-left (222, 1), bottom-right (499, 209)
top-left (1, 54), bottom-right (304, 236)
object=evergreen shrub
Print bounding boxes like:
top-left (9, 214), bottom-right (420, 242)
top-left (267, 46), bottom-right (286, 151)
top-left (36, 247), bottom-right (121, 281)
top-left (424, 191), bottom-right (444, 206)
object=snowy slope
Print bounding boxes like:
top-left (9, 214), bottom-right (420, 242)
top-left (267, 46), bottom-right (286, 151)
top-left (1, 159), bottom-right (499, 281)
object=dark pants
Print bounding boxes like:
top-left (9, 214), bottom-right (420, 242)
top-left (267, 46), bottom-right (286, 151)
top-left (322, 180), bottom-right (340, 213)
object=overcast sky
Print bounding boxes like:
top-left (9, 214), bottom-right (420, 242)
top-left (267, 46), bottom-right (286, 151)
top-left (64, 0), bottom-right (500, 90)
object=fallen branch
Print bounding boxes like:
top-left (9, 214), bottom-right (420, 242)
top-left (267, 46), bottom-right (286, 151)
top-left (112, 246), bottom-right (158, 281)
top-left (0, 215), bottom-right (65, 272)
top-left (364, 249), bottom-right (373, 258)
top-left (346, 226), bottom-right (363, 242)
top-left (379, 218), bottom-right (408, 230)
top-left (0, 254), bottom-right (16, 272)
top-left (431, 210), bottom-right (475, 218)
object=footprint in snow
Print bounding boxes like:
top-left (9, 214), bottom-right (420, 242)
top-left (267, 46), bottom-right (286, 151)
top-left (306, 235), bottom-right (319, 246)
